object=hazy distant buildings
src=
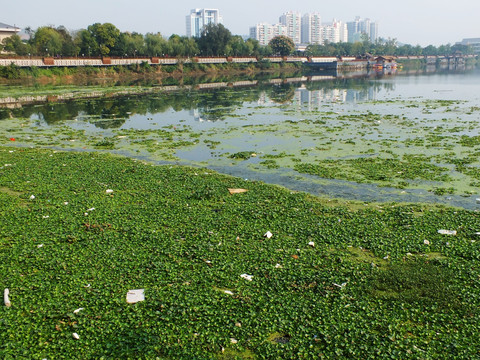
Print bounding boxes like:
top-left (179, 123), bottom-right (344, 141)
top-left (322, 20), bottom-right (348, 44)
top-left (279, 11), bottom-right (302, 45)
top-left (249, 23), bottom-right (288, 46)
top-left (301, 13), bottom-right (322, 44)
top-left (250, 12), bottom-right (377, 47)
top-left (347, 17), bottom-right (378, 43)
top-left (457, 38), bottom-right (480, 53)
top-left (186, 9), bottom-right (223, 37)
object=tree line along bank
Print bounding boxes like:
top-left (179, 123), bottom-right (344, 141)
top-left (1, 22), bottom-right (476, 59)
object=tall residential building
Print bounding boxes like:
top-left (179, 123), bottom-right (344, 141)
top-left (186, 9), bottom-right (223, 38)
top-left (370, 22), bottom-right (379, 43)
top-left (301, 13), bottom-right (322, 44)
top-left (250, 23), bottom-right (288, 46)
top-left (322, 20), bottom-right (348, 44)
top-left (279, 11), bottom-right (302, 45)
top-left (347, 16), bottom-right (378, 43)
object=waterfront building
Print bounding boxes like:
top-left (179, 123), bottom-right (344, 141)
top-left (249, 23), bottom-right (288, 46)
top-left (0, 22), bottom-right (20, 47)
top-left (186, 9), bottom-right (223, 38)
top-left (301, 13), bottom-right (322, 44)
top-left (279, 11), bottom-right (302, 45)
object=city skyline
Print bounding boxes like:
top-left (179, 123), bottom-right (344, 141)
top-left (2, 0), bottom-right (480, 46)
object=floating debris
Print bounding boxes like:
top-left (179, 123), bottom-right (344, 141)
top-left (223, 290), bottom-right (234, 296)
top-left (264, 231), bottom-right (273, 239)
top-left (240, 274), bottom-right (254, 281)
top-left (73, 308), bottom-right (84, 314)
top-left (126, 289), bottom-right (145, 304)
top-left (438, 230), bottom-right (457, 236)
top-left (4, 288), bottom-right (11, 307)
top-left (228, 188), bottom-right (248, 195)
top-left (72, 333), bottom-right (80, 340)
top-left (308, 241), bottom-right (315, 247)
top-left (106, 189), bottom-right (114, 194)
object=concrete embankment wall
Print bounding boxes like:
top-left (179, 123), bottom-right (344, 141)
top-left (0, 56), bottom-right (295, 68)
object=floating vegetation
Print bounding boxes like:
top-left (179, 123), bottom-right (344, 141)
top-left (1, 147), bottom-right (479, 358)
top-left (294, 155), bottom-right (452, 190)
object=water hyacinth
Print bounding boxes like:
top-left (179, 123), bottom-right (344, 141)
top-left (1, 148), bottom-right (480, 359)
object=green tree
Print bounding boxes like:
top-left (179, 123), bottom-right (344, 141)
top-left (197, 23), bottom-right (232, 56)
top-left (1, 34), bottom-right (30, 55)
top-left (145, 33), bottom-right (168, 57)
top-left (269, 36), bottom-right (295, 56)
top-left (75, 29), bottom-right (98, 56)
top-left (168, 35), bottom-right (199, 57)
top-left (56, 26), bottom-right (79, 56)
top-left (31, 27), bottom-right (63, 56)
top-left (87, 23), bottom-right (120, 56)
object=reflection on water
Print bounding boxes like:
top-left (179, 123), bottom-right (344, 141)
top-left (0, 75), bottom-right (396, 125)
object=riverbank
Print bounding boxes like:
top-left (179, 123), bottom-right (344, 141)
top-left (0, 60), bottom-right (304, 83)
top-left (1, 146), bottom-right (479, 358)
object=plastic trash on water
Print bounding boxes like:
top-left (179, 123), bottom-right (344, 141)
top-left (240, 274), bottom-right (253, 281)
top-left (228, 188), bottom-right (248, 195)
top-left (126, 289), bottom-right (145, 304)
top-left (438, 230), bottom-right (457, 235)
top-left (4, 289), bottom-right (11, 307)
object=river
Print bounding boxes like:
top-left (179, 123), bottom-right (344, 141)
top-left (1, 66), bottom-right (480, 209)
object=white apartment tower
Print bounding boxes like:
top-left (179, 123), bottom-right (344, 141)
top-left (322, 20), bottom-right (348, 44)
top-left (250, 23), bottom-right (288, 46)
top-left (347, 16), bottom-right (378, 42)
top-left (279, 11), bottom-right (302, 45)
top-left (301, 13), bottom-right (322, 44)
top-left (186, 9), bottom-right (223, 38)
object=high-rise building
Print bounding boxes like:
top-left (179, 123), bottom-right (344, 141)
top-left (370, 22), bottom-right (379, 43)
top-left (186, 9), bottom-right (223, 38)
top-left (347, 16), bottom-right (378, 43)
top-left (301, 13), bottom-right (322, 44)
top-left (250, 23), bottom-right (288, 46)
top-left (322, 20), bottom-right (348, 44)
top-left (279, 11), bottom-right (302, 45)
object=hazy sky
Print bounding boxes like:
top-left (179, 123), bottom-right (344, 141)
top-left (3, 0), bottom-right (480, 46)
